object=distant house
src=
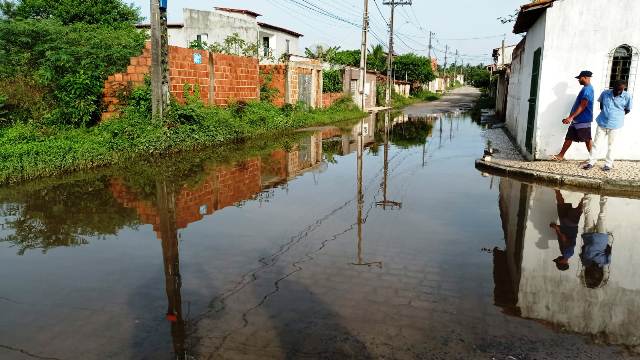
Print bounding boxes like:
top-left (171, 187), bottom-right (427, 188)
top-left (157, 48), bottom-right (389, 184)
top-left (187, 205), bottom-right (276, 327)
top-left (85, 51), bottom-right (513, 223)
top-left (342, 67), bottom-right (378, 110)
top-left (505, 0), bottom-right (640, 160)
top-left (136, 7), bottom-right (303, 64)
top-left (490, 44), bottom-right (517, 121)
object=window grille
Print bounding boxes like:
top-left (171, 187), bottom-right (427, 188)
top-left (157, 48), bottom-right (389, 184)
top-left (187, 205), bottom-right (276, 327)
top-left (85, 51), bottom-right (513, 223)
top-left (605, 44), bottom-right (638, 92)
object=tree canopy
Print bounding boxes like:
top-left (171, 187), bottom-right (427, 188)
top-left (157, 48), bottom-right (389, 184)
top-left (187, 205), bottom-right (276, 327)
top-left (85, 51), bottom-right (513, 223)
top-left (0, 0), bottom-right (140, 25)
top-left (393, 53), bottom-right (436, 83)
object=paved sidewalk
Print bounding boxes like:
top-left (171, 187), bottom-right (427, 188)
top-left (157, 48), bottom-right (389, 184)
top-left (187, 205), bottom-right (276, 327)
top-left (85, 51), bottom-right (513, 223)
top-left (478, 127), bottom-right (640, 195)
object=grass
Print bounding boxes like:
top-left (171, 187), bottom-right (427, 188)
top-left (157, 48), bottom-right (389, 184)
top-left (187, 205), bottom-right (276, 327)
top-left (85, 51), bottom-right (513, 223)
top-left (391, 90), bottom-right (442, 108)
top-left (470, 89), bottom-right (496, 120)
top-left (0, 97), bottom-right (366, 185)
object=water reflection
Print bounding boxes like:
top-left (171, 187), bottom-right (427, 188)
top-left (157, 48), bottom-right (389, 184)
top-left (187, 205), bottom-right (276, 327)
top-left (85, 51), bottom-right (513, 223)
top-left (3, 112), bottom-right (635, 358)
top-left (495, 177), bottom-right (640, 351)
top-left (0, 178), bottom-right (139, 254)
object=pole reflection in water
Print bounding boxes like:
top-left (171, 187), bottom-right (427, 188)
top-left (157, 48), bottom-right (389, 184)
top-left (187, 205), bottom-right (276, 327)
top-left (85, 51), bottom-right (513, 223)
top-left (156, 179), bottom-right (187, 360)
top-left (376, 110), bottom-right (402, 210)
top-left (351, 116), bottom-right (382, 268)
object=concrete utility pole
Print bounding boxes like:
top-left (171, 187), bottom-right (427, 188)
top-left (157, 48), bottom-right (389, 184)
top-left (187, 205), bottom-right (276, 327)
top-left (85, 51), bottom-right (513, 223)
top-left (383, 0), bottom-right (412, 107)
top-left (427, 31), bottom-right (434, 60)
top-left (443, 45), bottom-right (448, 73)
top-left (358, 0), bottom-right (370, 111)
top-left (454, 49), bottom-right (459, 83)
top-left (151, 0), bottom-right (169, 120)
top-left (376, 110), bottom-right (402, 211)
top-left (501, 37), bottom-right (506, 67)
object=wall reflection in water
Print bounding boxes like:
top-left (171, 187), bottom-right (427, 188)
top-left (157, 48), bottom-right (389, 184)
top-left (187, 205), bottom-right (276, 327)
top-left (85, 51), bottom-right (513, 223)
top-left (495, 177), bottom-right (640, 351)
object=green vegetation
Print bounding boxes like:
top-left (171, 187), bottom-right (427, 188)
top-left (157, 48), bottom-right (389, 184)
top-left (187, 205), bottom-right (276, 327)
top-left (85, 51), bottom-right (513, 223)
top-left (471, 89), bottom-right (496, 120)
top-left (322, 69), bottom-right (343, 93)
top-left (375, 84), bottom-right (441, 109)
top-left (0, 86), bottom-right (365, 184)
top-left (0, 129), bottom-right (323, 253)
top-left (0, 1), bottom-right (368, 185)
top-left (393, 53), bottom-right (436, 84)
top-left (463, 65), bottom-right (492, 89)
top-left (0, 0), bottom-right (145, 126)
top-left (189, 32), bottom-right (274, 62)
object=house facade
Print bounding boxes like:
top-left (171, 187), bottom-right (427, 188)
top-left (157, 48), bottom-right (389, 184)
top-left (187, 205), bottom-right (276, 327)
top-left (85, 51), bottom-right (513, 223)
top-left (491, 44), bottom-right (517, 121)
top-left (137, 7), bottom-right (303, 64)
top-left (343, 67), bottom-right (378, 110)
top-left (506, 0), bottom-right (640, 160)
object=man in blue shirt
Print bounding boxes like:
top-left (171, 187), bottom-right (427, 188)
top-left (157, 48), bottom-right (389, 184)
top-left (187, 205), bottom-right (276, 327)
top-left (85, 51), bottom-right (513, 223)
top-left (583, 80), bottom-right (633, 171)
top-left (552, 71), bottom-right (595, 161)
top-left (550, 190), bottom-right (585, 271)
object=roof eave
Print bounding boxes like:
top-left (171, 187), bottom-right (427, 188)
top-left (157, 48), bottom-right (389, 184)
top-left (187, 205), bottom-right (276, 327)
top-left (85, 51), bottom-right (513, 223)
top-left (513, 0), bottom-right (555, 34)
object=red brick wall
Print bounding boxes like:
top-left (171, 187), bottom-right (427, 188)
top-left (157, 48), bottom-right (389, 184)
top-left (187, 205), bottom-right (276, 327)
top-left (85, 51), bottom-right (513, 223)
top-left (109, 157), bottom-right (269, 235)
top-left (212, 54), bottom-right (259, 106)
top-left (259, 65), bottom-right (286, 107)
top-left (102, 42), bottom-right (259, 120)
top-left (169, 47), bottom-right (210, 104)
top-left (322, 92), bottom-right (344, 108)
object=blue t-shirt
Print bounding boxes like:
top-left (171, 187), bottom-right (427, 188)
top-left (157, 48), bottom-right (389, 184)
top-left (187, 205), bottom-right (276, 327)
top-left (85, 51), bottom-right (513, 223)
top-left (581, 232), bottom-right (611, 267)
top-left (596, 90), bottom-right (633, 129)
top-left (571, 84), bottom-right (595, 124)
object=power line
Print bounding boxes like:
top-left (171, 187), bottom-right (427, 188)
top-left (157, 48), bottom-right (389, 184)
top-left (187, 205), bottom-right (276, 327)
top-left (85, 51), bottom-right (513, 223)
top-left (436, 34), bottom-right (507, 41)
top-left (372, 0), bottom-right (389, 26)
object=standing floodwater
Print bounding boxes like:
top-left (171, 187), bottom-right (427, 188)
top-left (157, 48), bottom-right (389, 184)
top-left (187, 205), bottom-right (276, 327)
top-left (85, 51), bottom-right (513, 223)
top-left (1, 106), bottom-right (639, 359)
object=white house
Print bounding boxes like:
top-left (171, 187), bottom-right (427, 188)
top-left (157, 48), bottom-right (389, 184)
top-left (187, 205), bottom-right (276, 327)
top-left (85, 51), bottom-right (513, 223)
top-left (505, 0), bottom-right (640, 160)
top-left (137, 7), bottom-right (303, 64)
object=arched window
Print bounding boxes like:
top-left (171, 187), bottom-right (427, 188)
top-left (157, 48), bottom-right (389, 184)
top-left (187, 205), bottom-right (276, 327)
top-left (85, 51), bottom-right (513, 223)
top-left (609, 45), bottom-right (633, 89)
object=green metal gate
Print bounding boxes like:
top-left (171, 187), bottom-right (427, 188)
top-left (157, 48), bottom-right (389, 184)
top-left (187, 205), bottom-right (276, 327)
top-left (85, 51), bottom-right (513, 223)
top-left (526, 48), bottom-right (542, 155)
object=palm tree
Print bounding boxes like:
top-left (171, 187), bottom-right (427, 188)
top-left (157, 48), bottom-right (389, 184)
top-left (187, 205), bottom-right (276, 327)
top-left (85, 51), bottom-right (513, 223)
top-left (367, 44), bottom-right (387, 73)
top-left (304, 45), bottom-right (341, 62)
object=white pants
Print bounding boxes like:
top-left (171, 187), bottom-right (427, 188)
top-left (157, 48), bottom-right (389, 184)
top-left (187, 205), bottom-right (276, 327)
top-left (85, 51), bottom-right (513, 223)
top-left (588, 126), bottom-right (620, 167)
top-left (583, 194), bottom-right (608, 234)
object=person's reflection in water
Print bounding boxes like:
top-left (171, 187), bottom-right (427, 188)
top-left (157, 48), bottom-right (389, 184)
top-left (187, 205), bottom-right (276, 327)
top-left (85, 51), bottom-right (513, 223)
top-left (549, 190), bottom-right (586, 271)
top-left (580, 194), bottom-right (613, 289)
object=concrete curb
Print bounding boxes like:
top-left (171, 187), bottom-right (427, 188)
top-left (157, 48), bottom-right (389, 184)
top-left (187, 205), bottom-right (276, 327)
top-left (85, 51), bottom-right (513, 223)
top-left (475, 159), bottom-right (640, 199)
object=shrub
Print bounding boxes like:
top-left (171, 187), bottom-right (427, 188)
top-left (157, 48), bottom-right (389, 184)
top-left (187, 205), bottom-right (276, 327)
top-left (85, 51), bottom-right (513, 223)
top-left (259, 68), bottom-right (280, 103)
top-left (323, 69), bottom-right (342, 93)
top-left (0, 11), bottom-right (145, 126)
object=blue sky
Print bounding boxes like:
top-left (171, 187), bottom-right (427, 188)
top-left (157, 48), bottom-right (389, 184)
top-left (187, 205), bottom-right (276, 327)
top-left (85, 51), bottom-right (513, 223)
top-left (130, 0), bottom-right (526, 64)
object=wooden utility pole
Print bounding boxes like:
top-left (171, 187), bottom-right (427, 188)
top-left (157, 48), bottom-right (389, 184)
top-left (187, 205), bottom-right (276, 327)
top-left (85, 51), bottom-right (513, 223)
top-left (151, 0), bottom-right (169, 120)
top-left (383, 0), bottom-right (411, 107)
top-left (358, 0), bottom-right (370, 111)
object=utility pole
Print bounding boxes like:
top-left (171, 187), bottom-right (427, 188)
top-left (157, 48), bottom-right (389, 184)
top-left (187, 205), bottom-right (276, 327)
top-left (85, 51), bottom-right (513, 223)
top-left (151, 0), bottom-right (169, 120)
top-left (454, 49), bottom-right (459, 84)
top-left (443, 45), bottom-right (448, 88)
top-left (501, 37), bottom-right (506, 68)
top-left (358, 0), bottom-right (370, 111)
top-left (427, 31), bottom-right (434, 60)
top-left (383, 0), bottom-right (412, 107)
top-left (376, 110), bottom-right (402, 211)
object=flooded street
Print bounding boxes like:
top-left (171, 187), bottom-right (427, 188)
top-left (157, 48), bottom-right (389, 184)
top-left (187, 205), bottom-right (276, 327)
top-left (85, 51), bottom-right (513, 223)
top-left (1, 103), bottom-right (640, 359)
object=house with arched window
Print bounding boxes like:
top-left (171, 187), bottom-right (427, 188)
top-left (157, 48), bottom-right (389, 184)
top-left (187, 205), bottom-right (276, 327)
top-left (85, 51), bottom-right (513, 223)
top-left (504, 0), bottom-right (639, 160)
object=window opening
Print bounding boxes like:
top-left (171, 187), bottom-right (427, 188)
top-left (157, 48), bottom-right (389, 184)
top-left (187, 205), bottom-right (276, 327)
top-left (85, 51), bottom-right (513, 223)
top-left (609, 45), bottom-right (633, 89)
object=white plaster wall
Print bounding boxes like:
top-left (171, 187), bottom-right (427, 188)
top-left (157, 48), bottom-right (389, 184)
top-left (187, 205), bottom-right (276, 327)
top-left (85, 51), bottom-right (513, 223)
top-left (180, 9), bottom-right (259, 50)
top-left (532, 0), bottom-right (640, 160)
top-left (505, 15), bottom-right (546, 158)
top-left (166, 28), bottom-right (186, 47)
top-left (258, 28), bottom-right (300, 65)
top-left (516, 186), bottom-right (640, 349)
